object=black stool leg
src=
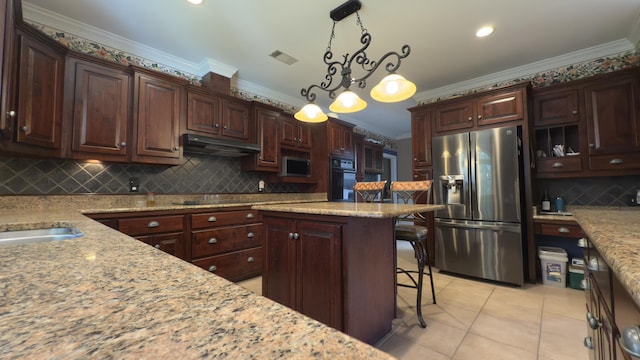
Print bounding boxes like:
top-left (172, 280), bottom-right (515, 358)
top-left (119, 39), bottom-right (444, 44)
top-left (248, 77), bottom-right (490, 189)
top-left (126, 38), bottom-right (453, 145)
top-left (414, 239), bottom-right (427, 328)
top-left (425, 241), bottom-right (437, 305)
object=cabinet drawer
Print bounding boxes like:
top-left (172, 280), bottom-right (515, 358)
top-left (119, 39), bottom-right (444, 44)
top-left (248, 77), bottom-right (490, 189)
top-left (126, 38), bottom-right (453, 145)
top-left (192, 224), bottom-right (263, 258)
top-left (589, 153), bottom-right (640, 171)
top-left (191, 210), bottom-right (260, 229)
top-left (536, 156), bottom-right (582, 173)
top-left (118, 215), bottom-right (184, 236)
top-left (193, 247), bottom-right (263, 282)
top-left (538, 223), bottom-right (584, 238)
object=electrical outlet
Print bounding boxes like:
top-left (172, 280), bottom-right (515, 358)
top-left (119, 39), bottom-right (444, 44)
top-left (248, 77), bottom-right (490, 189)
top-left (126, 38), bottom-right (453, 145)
top-left (258, 180), bottom-right (265, 192)
top-left (129, 177), bottom-right (139, 192)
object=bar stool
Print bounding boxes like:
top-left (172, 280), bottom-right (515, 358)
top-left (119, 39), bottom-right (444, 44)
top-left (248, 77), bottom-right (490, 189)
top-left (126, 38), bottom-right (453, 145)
top-left (391, 180), bottom-right (435, 328)
top-left (353, 181), bottom-right (387, 203)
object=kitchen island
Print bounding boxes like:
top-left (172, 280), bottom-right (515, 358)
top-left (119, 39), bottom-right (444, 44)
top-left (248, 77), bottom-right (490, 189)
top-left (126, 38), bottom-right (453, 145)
top-left (0, 195), bottom-right (396, 359)
top-left (253, 202), bottom-right (444, 345)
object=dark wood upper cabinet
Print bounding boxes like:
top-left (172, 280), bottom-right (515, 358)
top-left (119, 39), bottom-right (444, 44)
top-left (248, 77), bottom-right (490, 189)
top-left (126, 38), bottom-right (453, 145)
top-left (14, 31), bottom-right (65, 150)
top-left (411, 109), bottom-right (432, 168)
top-left (280, 114), bottom-right (312, 150)
top-left (131, 69), bottom-right (185, 165)
top-left (532, 87), bottom-right (580, 126)
top-left (328, 119), bottom-right (354, 159)
top-left (434, 100), bottom-right (474, 132)
top-left (66, 57), bottom-right (131, 160)
top-left (221, 97), bottom-right (250, 140)
top-left (186, 89), bottom-right (222, 136)
top-left (242, 103), bottom-right (280, 172)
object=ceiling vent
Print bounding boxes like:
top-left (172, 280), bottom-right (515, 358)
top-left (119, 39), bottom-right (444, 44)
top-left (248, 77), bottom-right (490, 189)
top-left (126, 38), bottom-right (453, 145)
top-left (270, 50), bottom-right (298, 65)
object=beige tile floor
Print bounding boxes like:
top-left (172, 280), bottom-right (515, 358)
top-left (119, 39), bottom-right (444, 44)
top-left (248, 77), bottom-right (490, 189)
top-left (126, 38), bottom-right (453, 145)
top-left (236, 241), bottom-right (589, 360)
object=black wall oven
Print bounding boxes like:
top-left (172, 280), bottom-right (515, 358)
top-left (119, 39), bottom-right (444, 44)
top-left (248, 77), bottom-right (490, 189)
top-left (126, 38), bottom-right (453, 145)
top-left (330, 157), bottom-right (356, 202)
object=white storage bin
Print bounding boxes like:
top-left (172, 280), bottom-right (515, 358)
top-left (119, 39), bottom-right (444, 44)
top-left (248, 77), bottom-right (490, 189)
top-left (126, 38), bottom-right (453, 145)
top-left (538, 246), bottom-right (568, 287)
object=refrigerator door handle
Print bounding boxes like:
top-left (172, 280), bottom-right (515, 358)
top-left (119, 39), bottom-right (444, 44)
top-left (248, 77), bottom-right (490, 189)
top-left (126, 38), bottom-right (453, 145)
top-left (435, 219), bottom-right (521, 232)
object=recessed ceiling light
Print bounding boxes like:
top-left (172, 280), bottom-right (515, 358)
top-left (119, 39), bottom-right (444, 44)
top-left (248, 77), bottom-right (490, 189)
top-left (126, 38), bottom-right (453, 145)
top-left (186, 0), bottom-right (203, 5)
top-left (476, 26), bottom-right (494, 38)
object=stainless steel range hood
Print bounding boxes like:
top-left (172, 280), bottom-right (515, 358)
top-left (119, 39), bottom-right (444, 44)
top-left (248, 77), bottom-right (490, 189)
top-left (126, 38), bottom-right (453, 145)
top-left (182, 134), bottom-right (261, 157)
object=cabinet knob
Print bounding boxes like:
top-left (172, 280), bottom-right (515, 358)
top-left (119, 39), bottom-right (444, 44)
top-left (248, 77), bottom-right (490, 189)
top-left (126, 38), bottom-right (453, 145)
top-left (247, 232), bottom-right (254, 238)
top-left (208, 216), bottom-right (217, 222)
top-left (120, 141), bottom-right (126, 147)
top-left (413, 157), bottom-right (417, 161)
top-left (552, 162), bottom-right (564, 168)
top-left (214, 123), bottom-right (220, 128)
top-left (467, 117), bottom-right (472, 121)
top-left (154, 244), bottom-right (160, 249)
top-left (223, 125), bottom-right (228, 129)
top-left (414, 174), bottom-right (418, 178)
top-left (208, 238), bottom-right (217, 244)
top-left (587, 312), bottom-right (601, 329)
top-left (609, 158), bottom-right (623, 165)
top-left (583, 337), bottom-right (593, 350)
top-left (572, 110), bottom-right (578, 115)
top-left (172, 147), bottom-right (178, 152)
top-left (247, 256), bottom-right (255, 263)
top-left (147, 221), bottom-right (160, 228)
top-left (246, 213), bottom-right (254, 219)
top-left (21, 126), bottom-right (28, 132)
top-left (557, 227), bottom-right (570, 233)
top-left (588, 143), bottom-right (595, 148)
top-left (288, 232), bottom-right (294, 239)
top-left (208, 265), bottom-right (217, 272)
top-left (293, 233), bottom-right (300, 240)
top-left (6, 110), bottom-right (15, 117)
top-left (477, 115), bottom-right (482, 119)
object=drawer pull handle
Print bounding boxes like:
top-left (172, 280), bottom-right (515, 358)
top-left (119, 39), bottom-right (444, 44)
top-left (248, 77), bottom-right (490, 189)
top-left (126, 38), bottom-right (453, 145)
top-left (208, 216), bottom-right (217, 222)
top-left (247, 257), bottom-right (255, 263)
top-left (558, 227), bottom-right (570, 233)
top-left (552, 162), bottom-right (564, 168)
top-left (247, 232), bottom-right (255, 238)
top-left (609, 158), bottom-right (623, 165)
top-left (208, 265), bottom-right (217, 272)
top-left (583, 337), bottom-right (593, 350)
top-left (587, 312), bottom-right (601, 329)
top-left (147, 221), bottom-right (160, 228)
top-left (246, 213), bottom-right (254, 219)
top-left (208, 238), bottom-right (217, 244)
top-left (154, 244), bottom-right (160, 249)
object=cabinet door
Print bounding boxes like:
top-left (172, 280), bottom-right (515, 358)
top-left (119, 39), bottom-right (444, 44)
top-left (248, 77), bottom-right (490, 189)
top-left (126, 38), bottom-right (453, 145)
top-left (297, 220), bottom-right (343, 330)
top-left (297, 122), bottom-right (312, 149)
top-left (533, 87), bottom-right (580, 126)
top-left (254, 106), bottom-right (280, 170)
top-left (280, 116), bottom-right (297, 147)
top-left (263, 217), bottom-right (297, 309)
top-left (136, 232), bottom-right (185, 260)
top-left (329, 122), bottom-right (354, 158)
top-left (70, 60), bottom-right (130, 159)
top-left (585, 75), bottom-right (640, 157)
top-left (132, 73), bottom-right (183, 163)
top-left (15, 34), bottom-right (64, 149)
top-left (412, 109), bottom-right (432, 167)
top-left (187, 90), bottom-right (221, 135)
top-left (475, 88), bottom-right (524, 126)
top-left (434, 100), bottom-right (473, 132)
top-left (221, 98), bottom-right (250, 140)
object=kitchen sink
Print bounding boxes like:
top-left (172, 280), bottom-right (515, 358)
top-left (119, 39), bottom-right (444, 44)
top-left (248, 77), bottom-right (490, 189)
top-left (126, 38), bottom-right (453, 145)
top-left (0, 227), bottom-right (84, 246)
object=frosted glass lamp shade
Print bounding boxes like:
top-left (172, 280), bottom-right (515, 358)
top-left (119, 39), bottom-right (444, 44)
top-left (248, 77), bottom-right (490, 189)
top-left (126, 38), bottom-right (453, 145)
top-left (370, 73), bottom-right (416, 102)
top-left (294, 103), bottom-right (328, 123)
top-left (329, 90), bottom-right (367, 113)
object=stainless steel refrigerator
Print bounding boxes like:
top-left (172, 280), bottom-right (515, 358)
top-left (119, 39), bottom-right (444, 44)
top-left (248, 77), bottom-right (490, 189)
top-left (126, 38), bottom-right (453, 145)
top-left (433, 125), bottom-right (525, 286)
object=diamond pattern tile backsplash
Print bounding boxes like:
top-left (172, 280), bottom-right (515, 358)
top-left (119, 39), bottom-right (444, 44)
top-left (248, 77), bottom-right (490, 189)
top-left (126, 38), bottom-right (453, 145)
top-left (0, 155), bottom-right (300, 195)
top-left (536, 176), bottom-right (640, 207)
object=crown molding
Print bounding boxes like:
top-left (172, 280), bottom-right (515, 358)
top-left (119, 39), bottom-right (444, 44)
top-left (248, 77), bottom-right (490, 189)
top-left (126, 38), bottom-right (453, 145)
top-left (629, 11), bottom-right (640, 49)
top-left (414, 39), bottom-right (635, 103)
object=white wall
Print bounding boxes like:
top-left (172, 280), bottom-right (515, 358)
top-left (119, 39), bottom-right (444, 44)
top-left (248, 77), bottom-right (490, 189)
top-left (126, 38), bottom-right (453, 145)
top-left (395, 138), bottom-right (413, 181)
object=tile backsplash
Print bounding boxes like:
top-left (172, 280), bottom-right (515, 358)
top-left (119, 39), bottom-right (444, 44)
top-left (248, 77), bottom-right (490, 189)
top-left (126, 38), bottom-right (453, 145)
top-left (0, 155), bottom-right (300, 195)
top-left (536, 176), bottom-right (640, 207)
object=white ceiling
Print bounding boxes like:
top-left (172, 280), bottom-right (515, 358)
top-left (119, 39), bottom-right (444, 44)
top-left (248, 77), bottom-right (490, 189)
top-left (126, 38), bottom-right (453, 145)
top-left (22, 0), bottom-right (640, 140)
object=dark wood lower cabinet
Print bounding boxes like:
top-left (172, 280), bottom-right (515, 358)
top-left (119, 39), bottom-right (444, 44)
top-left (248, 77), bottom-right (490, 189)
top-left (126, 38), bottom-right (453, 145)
top-left (261, 212), bottom-right (396, 345)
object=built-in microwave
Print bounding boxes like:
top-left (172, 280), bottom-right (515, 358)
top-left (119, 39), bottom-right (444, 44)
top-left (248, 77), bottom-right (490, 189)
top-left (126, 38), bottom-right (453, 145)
top-left (281, 157), bottom-right (311, 177)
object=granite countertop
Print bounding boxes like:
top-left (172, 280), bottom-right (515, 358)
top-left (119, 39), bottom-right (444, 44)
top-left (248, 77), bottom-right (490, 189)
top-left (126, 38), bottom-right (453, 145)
top-left (531, 206), bottom-right (578, 222)
top-left (0, 194), bottom-right (395, 359)
top-left (253, 202), bottom-right (445, 218)
top-left (571, 206), bottom-right (640, 308)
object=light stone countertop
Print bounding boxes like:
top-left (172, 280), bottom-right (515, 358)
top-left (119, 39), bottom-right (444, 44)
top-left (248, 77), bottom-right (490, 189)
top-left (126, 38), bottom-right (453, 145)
top-left (0, 194), bottom-right (396, 360)
top-left (253, 201), bottom-right (445, 218)
top-left (572, 206), bottom-right (640, 308)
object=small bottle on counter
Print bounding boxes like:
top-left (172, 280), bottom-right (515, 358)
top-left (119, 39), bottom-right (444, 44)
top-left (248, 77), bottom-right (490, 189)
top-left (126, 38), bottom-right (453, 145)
top-left (146, 192), bottom-right (155, 207)
top-left (541, 189), bottom-right (551, 211)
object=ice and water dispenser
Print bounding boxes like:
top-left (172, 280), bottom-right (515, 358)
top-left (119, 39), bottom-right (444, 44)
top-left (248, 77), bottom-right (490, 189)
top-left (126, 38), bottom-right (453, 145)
top-left (439, 175), bottom-right (464, 205)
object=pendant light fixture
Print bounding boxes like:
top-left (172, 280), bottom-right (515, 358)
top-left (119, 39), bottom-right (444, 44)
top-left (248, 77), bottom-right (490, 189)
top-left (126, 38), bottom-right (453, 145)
top-left (294, 0), bottom-right (416, 123)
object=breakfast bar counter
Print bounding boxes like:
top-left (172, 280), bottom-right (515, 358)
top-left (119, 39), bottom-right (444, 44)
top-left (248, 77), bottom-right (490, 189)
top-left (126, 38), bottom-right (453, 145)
top-left (0, 195), bottom-right (397, 360)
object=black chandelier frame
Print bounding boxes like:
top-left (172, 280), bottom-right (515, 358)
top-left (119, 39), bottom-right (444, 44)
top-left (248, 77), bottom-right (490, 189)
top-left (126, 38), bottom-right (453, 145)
top-left (300, 1), bottom-right (412, 103)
